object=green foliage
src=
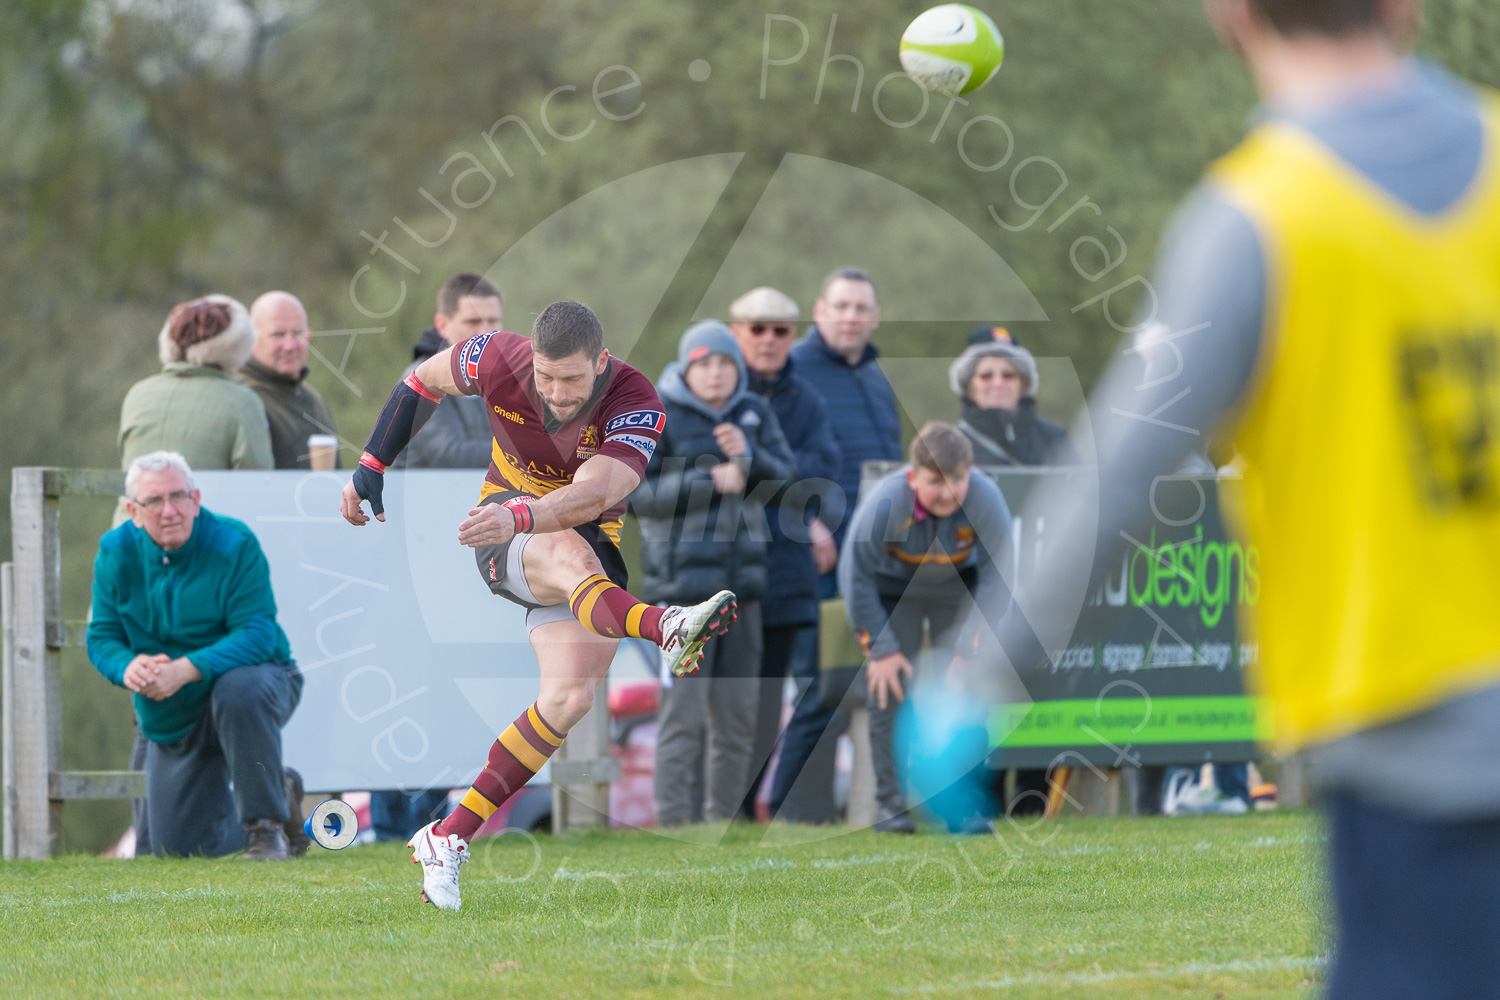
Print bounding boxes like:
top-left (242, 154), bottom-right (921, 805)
top-left (0, 813), bottom-right (1326, 998)
top-left (1, 1), bottom-right (1495, 852)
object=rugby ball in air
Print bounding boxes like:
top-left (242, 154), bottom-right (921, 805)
top-left (899, 4), bottom-right (1005, 97)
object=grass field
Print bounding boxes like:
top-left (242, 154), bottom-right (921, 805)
top-left (0, 812), bottom-right (1327, 999)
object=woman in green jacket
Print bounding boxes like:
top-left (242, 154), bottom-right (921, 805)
top-left (118, 294), bottom-right (274, 471)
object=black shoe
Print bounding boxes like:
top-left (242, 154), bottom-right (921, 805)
top-left (244, 818), bottom-right (290, 860)
top-left (873, 810), bottom-right (917, 834)
top-left (283, 768), bottom-right (309, 857)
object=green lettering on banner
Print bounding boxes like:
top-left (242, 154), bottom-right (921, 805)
top-left (989, 696), bottom-right (1274, 747)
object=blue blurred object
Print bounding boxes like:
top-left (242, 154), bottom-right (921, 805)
top-left (898, 682), bottom-right (997, 832)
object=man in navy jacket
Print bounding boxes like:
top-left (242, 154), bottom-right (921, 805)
top-left (728, 286), bottom-right (841, 819)
top-left (772, 267), bottom-right (903, 822)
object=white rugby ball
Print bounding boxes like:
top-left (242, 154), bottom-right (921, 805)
top-left (899, 4), bottom-right (1005, 97)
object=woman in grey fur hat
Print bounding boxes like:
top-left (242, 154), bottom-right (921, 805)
top-left (948, 333), bottom-right (1077, 467)
top-left (118, 294), bottom-right (274, 473)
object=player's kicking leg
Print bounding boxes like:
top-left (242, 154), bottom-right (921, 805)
top-left (408, 526), bottom-right (735, 911)
top-left (533, 528), bottom-right (737, 678)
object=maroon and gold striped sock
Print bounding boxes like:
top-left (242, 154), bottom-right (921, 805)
top-left (569, 574), bottom-right (666, 643)
top-left (436, 702), bottom-right (563, 842)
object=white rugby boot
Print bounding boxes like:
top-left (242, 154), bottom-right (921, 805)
top-left (658, 589), bottom-right (737, 677)
top-left (407, 820), bottom-right (469, 912)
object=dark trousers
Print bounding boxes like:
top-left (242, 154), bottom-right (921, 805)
top-left (130, 728), bottom-right (151, 854)
top-left (867, 587), bottom-right (972, 817)
top-left (739, 622), bottom-right (802, 819)
top-left (370, 789), bottom-right (451, 841)
top-left (769, 624), bottom-right (846, 823)
top-left (144, 662), bottom-right (302, 857)
top-left (1327, 791), bottom-right (1500, 1000)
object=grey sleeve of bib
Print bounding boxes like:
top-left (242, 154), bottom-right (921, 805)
top-left (993, 182), bottom-right (1500, 818)
top-left (989, 184), bottom-right (1267, 677)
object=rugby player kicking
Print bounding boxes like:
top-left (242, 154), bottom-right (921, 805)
top-left (341, 300), bottom-right (736, 911)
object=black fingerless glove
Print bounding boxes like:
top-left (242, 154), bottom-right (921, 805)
top-left (352, 457), bottom-right (387, 516)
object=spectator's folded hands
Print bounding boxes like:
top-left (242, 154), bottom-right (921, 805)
top-left (123, 653), bottom-right (169, 694)
top-left (137, 657), bottom-right (201, 701)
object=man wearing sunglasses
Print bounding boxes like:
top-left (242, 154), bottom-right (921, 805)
top-left (728, 287), bottom-right (841, 820)
top-left (87, 451), bottom-right (305, 860)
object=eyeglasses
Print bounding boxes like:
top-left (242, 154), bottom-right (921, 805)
top-left (748, 323), bottom-right (796, 338)
top-left (132, 490), bottom-right (195, 513)
top-left (977, 369), bottom-right (1021, 381)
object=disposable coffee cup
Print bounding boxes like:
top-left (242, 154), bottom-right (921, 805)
top-left (308, 434), bottom-right (339, 471)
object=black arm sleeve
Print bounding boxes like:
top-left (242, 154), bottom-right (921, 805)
top-left (362, 373), bottom-right (442, 468)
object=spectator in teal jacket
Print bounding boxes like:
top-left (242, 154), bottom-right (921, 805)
top-left (88, 451), bottom-right (305, 860)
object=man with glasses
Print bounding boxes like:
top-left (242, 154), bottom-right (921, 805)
top-left (87, 451), bottom-right (306, 859)
top-left (728, 287), bottom-right (841, 819)
top-left (237, 291), bottom-right (340, 470)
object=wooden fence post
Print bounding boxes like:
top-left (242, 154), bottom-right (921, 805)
top-left (551, 684), bottom-right (617, 832)
top-left (3, 561), bottom-right (15, 859)
top-left (9, 468), bottom-right (62, 858)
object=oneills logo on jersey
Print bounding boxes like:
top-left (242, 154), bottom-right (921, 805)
top-left (492, 405), bottom-right (525, 425)
top-left (604, 410), bottom-right (666, 435)
top-left (459, 333), bottom-right (493, 388)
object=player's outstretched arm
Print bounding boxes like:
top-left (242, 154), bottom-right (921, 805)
top-left (456, 454), bottom-right (641, 548)
top-left (340, 346), bottom-right (464, 526)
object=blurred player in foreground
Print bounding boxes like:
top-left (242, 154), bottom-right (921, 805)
top-left (990, 0), bottom-right (1500, 994)
top-left (342, 300), bottom-right (736, 911)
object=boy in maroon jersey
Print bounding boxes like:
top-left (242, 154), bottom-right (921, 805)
top-left (340, 300), bottom-right (736, 911)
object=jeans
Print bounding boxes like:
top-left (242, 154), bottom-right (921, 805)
top-left (1326, 790), bottom-right (1500, 999)
top-left (143, 662), bottom-right (302, 857)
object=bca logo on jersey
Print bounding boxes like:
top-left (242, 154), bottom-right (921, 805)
top-left (460, 333), bottom-right (493, 386)
top-left (605, 410), bottom-right (666, 435)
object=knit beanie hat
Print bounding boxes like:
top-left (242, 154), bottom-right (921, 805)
top-left (948, 340), bottom-right (1040, 399)
top-left (157, 294), bottom-right (254, 372)
top-left (968, 324), bottom-right (1021, 348)
top-left (677, 319), bottom-right (745, 372)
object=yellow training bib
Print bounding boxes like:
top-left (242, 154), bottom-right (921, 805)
top-left (1213, 94), bottom-right (1500, 749)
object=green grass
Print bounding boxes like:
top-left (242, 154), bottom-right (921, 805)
top-left (0, 812), bottom-right (1327, 999)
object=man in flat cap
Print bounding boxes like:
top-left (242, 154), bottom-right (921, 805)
top-left (727, 287), bottom-right (841, 821)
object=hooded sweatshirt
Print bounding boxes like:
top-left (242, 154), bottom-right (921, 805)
top-left (629, 321), bottom-right (797, 604)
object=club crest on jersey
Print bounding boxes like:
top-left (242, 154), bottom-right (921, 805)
top-left (605, 410), bottom-right (666, 435)
top-left (576, 425), bottom-right (601, 458)
top-left (460, 333), bottom-right (493, 386)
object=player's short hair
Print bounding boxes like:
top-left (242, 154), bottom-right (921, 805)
top-left (910, 421), bottom-right (974, 478)
top-left (436, 273), bottom-right (502, 317)
top-left (125, 451), bottom-right (196, 501)
top-left (533, 301), bottom-right (604, 360)
top-left (819, 266), bottom-right (878, 302)
top-left (1246, 0), bottom-right (1382, 36)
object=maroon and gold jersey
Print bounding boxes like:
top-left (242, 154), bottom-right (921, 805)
top-left (449, 330), bottom-right (665, 544)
